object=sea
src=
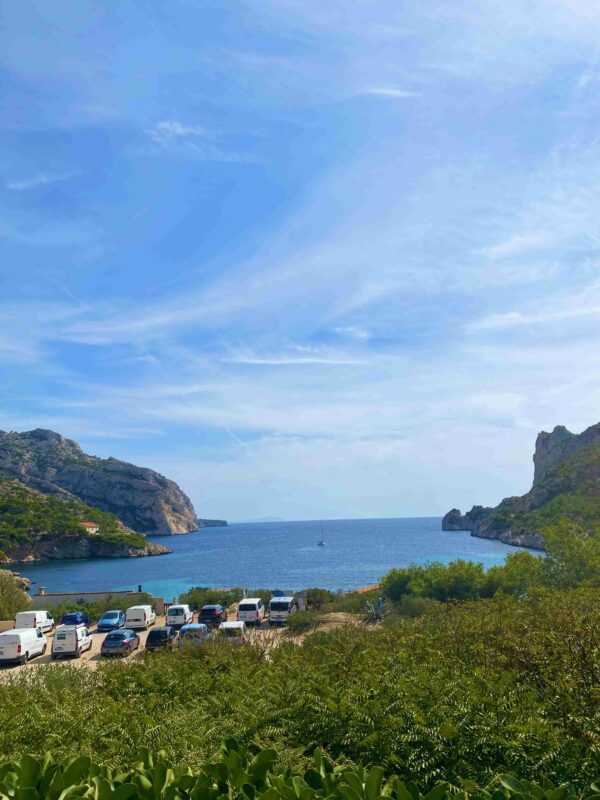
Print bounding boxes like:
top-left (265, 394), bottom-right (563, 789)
top-left (13, 517), bottom-right (524, 600)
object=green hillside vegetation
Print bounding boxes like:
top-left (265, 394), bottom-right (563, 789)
top-left (491, 439), bottom-right (600, 537)
top-left (0, 479), bottom-right (147, 554)
top-left (0, 588), bottom-right (599, 790)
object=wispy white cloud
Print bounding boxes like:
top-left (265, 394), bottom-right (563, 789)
top-left (147, 120), bottom-right (206, 147)
top-left (4, 171), bottom-right (81, 191)
top-left (362, 87), bottom-right (420, 98)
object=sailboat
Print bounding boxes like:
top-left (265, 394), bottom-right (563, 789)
top-left (318, 520), bottom-right (325, 546)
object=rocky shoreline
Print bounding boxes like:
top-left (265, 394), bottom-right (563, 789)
top-left (2, 532), bottom-right (171, 564)
top-left (442, 421), bottom-right (600, 551)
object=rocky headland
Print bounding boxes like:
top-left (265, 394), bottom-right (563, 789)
top-left (0, 428), bottom-right (198, 535)
top-left (443, 421), bottom-right (600, 550)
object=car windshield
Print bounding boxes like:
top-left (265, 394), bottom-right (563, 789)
top-left (201, 607), bottom-right (218, 614)
top-left (106, 632), bottom-right (127, 641)
top-left (62, 614), bottom-right (81, 623)
top-left (238, 603), bottom-right (256, 612)
top-left (102, 612), bottom-right (120, 619)
top-left (149, 630), bottom-right (169, 640)
top-left (270, 602), bottom-right (290, 612)
top-left (56, 632), bottom-right (67, 640)
top-left (169, 608), bottom-right (184, 615)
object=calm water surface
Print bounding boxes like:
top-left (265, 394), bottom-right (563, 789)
top-left (15, 517), bottom-right (523, 598)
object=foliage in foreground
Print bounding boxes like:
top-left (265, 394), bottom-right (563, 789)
top-left (1, 738), bottom-right (598, 800)
top-left (0, 589), bottom-right (599, 789)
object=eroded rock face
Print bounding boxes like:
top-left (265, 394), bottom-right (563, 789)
top-left (442, 421), bottom-right (600, 551)
top-left (0, 429), bottom-right (198, 535)
top-left (2, 533), bottom-right (170, 563)
top-left (533, 423), bottom-right (600, 486)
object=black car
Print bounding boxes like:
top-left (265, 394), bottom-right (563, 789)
top-left (199, 604), bottom-right (227, 627)
top-left (101, 629), bottom-right (140, 657)
top-left (145, 626), bottom-right (178, 652)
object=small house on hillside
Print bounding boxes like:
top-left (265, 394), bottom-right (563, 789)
top-left (80, 521), bottom-right (100, 535)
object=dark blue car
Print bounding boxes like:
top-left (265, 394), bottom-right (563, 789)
top-left (60, 611), bottom-right (91, 627)
top-left (97, 610), bottom-right (126, 632)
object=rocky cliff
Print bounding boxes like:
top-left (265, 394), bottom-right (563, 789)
top-left (0, 479), bottom-right (170, 563)
top-left (0, 429), bottom-right (198, 535)
top-left (442, 422), bottom-right (600, 549)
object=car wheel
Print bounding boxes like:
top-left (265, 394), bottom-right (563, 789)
top-left (42, 644), bottom-right (47, 655)
top-left (21, 652), bottom-right (29, 665)
top-left (75, 647), bottom-right (81, 659)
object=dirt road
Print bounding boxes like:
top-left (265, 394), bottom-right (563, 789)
top-left (0, 616), bottom-right (285, 676)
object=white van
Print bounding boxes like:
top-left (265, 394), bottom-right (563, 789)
top-left (51, 625), bottom-right (92, 659)
top-left (0, 628), bottom-right (47, 665)
top-left (14, 610), bottom-right (54, 633)
top-left (269, 596), bottom-right (297, 625)
top-left (237, 598), bottom-right (265, 626)
top-left (166, 604), bottom-right (193, 628)
top-left (125, 604), bottom-right (156, 630)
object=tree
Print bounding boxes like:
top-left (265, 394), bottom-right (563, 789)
top-left (0, 569), bottom-right (31, 620)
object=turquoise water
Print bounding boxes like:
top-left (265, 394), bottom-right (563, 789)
top-left (14, 517), bottom-right (523, 599)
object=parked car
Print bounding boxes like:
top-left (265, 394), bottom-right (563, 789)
top-left (166, 604), bottom-right (193, 628)
top-left (101, 629), bottom-right (140, 657)
top-left (97, 610), bottom-right (125, 632)
top-left (218, 621), bottom-right (249, 645)
top-left (60, 611), bottom-right (91, 627)
top-left (0, 628), bottom-right (47, 665)
top-left (178, 623), bottom-right (211, 647)
top-left (268, 596), bottom-right (297, 625)
top-left (145, 626), bottom-right (178, 652)
top-left (199, 604), bottom-right (227, 626)
top-left (14, 610), bottom-right (54, 633)
top-left (125, 605), bottom-right (156, 631)
top-left (51, 625), bottom-right (92, 659)
top-left (237, 598), bottom-right (265, 627)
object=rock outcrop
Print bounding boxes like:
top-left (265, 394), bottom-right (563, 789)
top-left (2, 532), bottom-right (169, 563)
top-left (0, 429), bottom-right (198, 535)
top-left (443, 422), bottom-right (600, 550)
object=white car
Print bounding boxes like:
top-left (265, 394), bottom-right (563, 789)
top-left (125, 605), bottom-right (156, 630)
top-left (166, 604), bottom-right (193, 628)
top-left (51, 625), bottom-right (92, 659)
top-left (268, 596), bottom-right (297, 625)
top-left (218, 621), bottom-right (249, 644)
top-left (14, 610), bottom-right (55, 633)
top-left (237, 598), bottom-right (265, 626)
top-left (0, 628), bottom-right (47, 665)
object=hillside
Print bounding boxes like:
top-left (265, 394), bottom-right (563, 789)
top-left (0, 428), bottom-right (198, 535)
top-left (443, 422), bottom-right (600, 548)
top-left (0, 479), bottom-right (170, 562)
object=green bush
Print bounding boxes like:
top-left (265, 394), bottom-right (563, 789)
top-left (179, 587), bottom-right (243, 610)
top-left (1, 739), bottom-right (597, 800)
top-left (0, 569), bottom-right (31, 620)
top-left (0, 589), bottom-right (599, 788)
top-left (304, 588), bottom-right (334, 608)
top-left (285, 609), bottom-right (323, 635)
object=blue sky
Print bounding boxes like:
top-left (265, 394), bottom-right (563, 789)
top-left (2, 0), bottom-right (600, 522)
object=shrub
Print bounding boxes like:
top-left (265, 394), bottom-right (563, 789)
top-left (285, 609), bottom-right (323, 635)
top-left (0, 569), bottom-right (31, 620)
top-left (180, 587), bottom-right (244, 610)
top-left (304, 588), bottom-right (334, 608)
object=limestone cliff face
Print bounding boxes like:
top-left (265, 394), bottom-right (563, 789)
top-left (0, 429), bottom-right (198, 535)
top-left (442, 422), bottom-right (600, 550)
top-left (2, 532), bottom-right (169, 563)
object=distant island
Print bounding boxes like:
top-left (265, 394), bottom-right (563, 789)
top-left (443, 421), bottom-right (600, 549)
top-left (197, 519), bottom-right (228, 527)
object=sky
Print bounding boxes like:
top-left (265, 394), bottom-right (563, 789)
top-left (2, 0), bottom-right (600, 522)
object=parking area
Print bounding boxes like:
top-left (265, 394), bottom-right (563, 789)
top-left (0, 616), bottom-right (285, 676)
